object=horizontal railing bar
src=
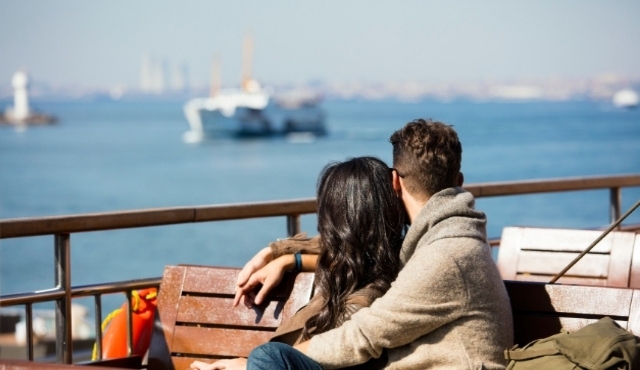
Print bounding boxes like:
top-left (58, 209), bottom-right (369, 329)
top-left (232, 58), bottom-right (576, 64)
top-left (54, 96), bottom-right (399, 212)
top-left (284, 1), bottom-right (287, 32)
top-left (71, 278), bottom-right (161, 297)
top-left (0, 278), bottom-right (161, 307)
top-left (0, 288), bottom-right (66, 307)
top-left (0, 198), bottom-right (317, 239)
top-left (1, 175), bottom-right (638, 239)
top-left (464, 174), bottom-right (640, 198)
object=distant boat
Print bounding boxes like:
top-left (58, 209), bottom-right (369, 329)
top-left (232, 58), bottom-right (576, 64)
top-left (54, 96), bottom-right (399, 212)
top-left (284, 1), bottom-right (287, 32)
top-left (183, 83), bottom-right (326, 142)
top-left (612, 89), bottom-right (639, 109)
top-left (183, 36), bottom-right (325, 142)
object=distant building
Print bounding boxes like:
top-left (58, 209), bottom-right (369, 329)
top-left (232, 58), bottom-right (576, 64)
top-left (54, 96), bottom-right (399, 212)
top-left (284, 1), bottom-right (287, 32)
top-left (140, 54), bottom-right (189, 95)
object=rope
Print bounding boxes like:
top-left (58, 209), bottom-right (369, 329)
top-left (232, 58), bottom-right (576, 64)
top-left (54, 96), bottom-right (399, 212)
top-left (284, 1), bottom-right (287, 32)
top-left (550, 199), bottom-right (640, 284)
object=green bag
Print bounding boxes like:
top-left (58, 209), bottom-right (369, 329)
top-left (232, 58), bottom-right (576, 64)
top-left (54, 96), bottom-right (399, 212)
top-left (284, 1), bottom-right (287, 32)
top-left (505, 317), bottom-right (640, 370)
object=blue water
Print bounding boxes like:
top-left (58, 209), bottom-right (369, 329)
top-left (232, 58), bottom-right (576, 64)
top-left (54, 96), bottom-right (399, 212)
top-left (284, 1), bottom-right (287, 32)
top-left (1, 99), bottom-right (639, 312)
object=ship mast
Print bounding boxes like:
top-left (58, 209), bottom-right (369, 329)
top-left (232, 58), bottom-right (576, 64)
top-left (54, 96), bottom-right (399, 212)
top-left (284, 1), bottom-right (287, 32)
top-left (241, 33), bottom-right (254, 92)
top-left (209, 55), bottom-right (221, 98)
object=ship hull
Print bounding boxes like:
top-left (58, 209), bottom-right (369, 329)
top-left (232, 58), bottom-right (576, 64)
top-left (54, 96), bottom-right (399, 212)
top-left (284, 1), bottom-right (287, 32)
top-left (183, 93), bottom-right (326, 141)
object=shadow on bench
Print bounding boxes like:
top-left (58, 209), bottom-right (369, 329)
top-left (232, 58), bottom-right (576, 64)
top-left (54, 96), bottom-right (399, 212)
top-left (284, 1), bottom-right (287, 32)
top-left (505, 280), bottom-right (640, 346)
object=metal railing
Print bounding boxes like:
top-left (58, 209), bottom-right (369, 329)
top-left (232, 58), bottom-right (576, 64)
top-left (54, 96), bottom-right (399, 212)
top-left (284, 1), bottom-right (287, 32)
top-left (1, 174), bottom-right (639, 364)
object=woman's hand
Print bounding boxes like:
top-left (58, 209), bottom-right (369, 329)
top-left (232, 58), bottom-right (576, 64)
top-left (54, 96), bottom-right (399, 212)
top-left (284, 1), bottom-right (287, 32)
top-left (234, 255), bottom-right (293, 307)
top-left (234, 247), bottom-right (273, 307)
top-left (190, 358), bottom-right (247, 370)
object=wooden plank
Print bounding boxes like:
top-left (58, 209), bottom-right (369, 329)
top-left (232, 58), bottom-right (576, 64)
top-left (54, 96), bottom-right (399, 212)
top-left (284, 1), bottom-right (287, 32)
top-left (496, 227), bottom-right (522, 280)
top-left (513, 274), bottom-right (606, 286)
top-left (282, 272), bottom-right (315, 319)
top-left (628, 290), bottom-right (640, 335)
top-left (505, 281), bottom-right (634, 317)
top-left (172, 356), bottom-right (226, 370)
top-left (181, 266), bottom-right (297, 299)
top-left (512, 314), bottom-right (630, 345)
top-left (171, 326), bottom-right (274, 357)
top-left (516, 251), bottom-right (609, 277)
top-left (506, 281), bottom-right (639, 347)
top-left (630, 236), bottom-right (640, 289)
top-left (182, 266), bottom-right (238, 295)
top-left (148, 265), bottom-right (186, 370)
top-left (607, 232), bottom-right (636, 287)
top-left (177, 296), bottom-right (284, 328)
top-left (519, 227), bottom-right (613, 253)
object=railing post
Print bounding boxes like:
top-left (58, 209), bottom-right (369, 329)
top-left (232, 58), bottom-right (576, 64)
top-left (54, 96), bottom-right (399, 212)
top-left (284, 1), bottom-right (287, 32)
top-left (127, 290), bottom-right (134, 356)
top-left (610, 187), bottom-right (621, 229)
top-left (55, 233), bottom-right (73, 364)
top-left (287, 214), bottom-right (300, 237)
top-left (25, 303), bottom-right (34, 361)
top-left (94, 295), bottom-right (103, 360)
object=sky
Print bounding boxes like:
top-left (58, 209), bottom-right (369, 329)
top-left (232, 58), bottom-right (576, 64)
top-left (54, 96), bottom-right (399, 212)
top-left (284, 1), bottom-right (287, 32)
top-left (1, 1), bottom-right (639, 90)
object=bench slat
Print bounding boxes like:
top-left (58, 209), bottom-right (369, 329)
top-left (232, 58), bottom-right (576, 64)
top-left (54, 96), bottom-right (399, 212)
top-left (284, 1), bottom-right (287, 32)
top-left (518, 228), bottom-right (615, 252)
top-left (513, 274), bottom-right (606, 286)
top-left (517, 251), bottom-right (608, 277)
top-left (171, 326), bottom-right (274, 357)
top-left (176, 296), bottom-right (285, 328)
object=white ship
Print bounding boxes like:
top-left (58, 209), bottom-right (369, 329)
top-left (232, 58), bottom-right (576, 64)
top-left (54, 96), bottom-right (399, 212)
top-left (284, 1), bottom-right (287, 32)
top-left (183, 37), bottom-right (325, 142)
top-left (612, 89), bottom-right (639, 109)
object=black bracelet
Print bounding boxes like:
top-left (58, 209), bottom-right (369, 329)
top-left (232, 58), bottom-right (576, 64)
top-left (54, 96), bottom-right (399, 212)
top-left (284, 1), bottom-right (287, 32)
top-left (294, 252), bottom-right (302, 272)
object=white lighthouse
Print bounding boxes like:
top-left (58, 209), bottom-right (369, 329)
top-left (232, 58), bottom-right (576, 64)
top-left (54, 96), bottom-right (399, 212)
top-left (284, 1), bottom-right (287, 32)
top-left (11, 70), bottom-right (31, 122)
top-left (2, 70), bottom-right (56, 126)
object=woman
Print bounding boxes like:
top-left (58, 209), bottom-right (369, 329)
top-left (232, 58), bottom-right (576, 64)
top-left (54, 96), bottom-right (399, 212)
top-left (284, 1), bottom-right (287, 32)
top-left (191, 156), bottom-right (406, 370)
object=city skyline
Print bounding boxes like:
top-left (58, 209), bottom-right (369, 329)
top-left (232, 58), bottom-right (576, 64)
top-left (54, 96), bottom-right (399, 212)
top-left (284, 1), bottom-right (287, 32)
top-left (1, 1), bottom-right (639, 98)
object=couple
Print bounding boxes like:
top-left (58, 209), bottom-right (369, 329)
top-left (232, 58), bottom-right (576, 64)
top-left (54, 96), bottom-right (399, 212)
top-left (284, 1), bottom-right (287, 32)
top-left (192, 119), bottom-right (513, 370)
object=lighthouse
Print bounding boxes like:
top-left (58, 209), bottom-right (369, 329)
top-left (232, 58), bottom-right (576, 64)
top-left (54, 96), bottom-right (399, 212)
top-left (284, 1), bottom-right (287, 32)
top-left (11, 70), bottom-right (31, 122)
top-left (2, 70), bottom-right (56, 125)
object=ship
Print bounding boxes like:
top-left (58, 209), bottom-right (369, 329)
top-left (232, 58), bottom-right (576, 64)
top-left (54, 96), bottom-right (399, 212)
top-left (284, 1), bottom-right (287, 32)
top-left (182, 37), bottom-right (325, 142)
top-left (612, 88), bottom-right (639, 109)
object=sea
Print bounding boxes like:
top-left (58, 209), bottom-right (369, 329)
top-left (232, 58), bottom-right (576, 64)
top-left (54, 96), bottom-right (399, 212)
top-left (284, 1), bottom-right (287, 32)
top-left (1, 98), bottom-right (639, 315)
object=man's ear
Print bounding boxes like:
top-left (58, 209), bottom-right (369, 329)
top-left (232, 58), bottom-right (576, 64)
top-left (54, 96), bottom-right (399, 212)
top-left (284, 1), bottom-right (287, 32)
top-left (392, 170), bottom-right (402, 195)
top-left (457, 172), bottom-right (464, 187)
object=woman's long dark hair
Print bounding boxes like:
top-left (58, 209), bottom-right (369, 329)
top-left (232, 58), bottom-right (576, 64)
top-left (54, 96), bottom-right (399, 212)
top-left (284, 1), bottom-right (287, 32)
top-left (302, 156), bottom-right (405, 339)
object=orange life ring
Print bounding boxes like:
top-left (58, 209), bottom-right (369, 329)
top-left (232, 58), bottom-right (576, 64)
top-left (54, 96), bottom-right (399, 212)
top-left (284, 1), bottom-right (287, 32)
top-left (93, 288), bottom-right (158, 360)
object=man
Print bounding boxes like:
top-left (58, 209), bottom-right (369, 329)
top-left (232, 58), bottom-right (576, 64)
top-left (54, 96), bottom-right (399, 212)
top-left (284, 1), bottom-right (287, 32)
top-left (232, 119), bottom-right (513, 369)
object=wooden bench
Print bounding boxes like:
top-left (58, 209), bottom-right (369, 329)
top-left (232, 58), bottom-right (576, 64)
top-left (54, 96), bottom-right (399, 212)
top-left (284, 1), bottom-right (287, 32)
top-left (145, 265), bottom-right (640, 368)
top-left (505, 280), bottom-right (640, 346)
top-left (147, 265), bottom-right (315, 370)
top-left (497, 226), bottom-right (640, 287)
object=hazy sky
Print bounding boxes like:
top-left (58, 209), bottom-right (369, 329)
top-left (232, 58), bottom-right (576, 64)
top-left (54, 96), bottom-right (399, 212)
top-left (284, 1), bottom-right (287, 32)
top-left (1, 1), bottom-right (639, 89)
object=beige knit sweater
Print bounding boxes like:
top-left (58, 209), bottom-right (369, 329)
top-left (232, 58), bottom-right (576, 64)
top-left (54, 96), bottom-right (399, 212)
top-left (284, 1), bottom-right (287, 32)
top-left (303, 187), bottom-right (514, 369)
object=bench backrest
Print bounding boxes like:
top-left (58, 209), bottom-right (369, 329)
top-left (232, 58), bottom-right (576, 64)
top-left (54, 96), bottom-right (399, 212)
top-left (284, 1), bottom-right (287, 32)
top-left (147, 265), bottom-right (315, 370)
top-left (505, 280), bottom-right (640, 346)
top-left (497, 227), bottom-right (640, 288)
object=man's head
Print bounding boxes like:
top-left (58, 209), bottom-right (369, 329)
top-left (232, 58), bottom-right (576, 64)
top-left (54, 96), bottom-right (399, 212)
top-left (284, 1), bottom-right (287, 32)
top-left (389, 119), bottom-right (462, 200)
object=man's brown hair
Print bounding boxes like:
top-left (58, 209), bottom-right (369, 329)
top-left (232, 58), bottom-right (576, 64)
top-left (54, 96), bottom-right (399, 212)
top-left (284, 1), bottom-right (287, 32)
top-left (389, 119), bottom-right (462, 198)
